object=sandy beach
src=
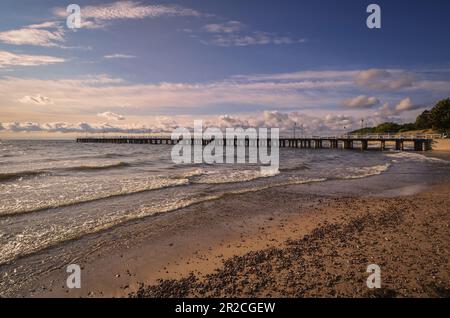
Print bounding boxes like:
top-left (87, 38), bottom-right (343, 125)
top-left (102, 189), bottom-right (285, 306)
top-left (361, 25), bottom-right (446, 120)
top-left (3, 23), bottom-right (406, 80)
top-left (2, 172), bottom-right (448, 298)
top-left (130, 183), bottom-right (450, 298)
top-left (2, 0), bottom-right (450, 305)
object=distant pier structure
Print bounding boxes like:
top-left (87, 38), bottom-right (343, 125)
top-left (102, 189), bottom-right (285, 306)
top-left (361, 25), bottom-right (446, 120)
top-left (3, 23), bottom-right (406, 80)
top-left (76, 135), bottom-right (434, 151)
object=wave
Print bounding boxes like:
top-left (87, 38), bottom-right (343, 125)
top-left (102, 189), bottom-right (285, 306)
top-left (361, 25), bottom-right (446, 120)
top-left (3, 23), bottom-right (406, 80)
top-left (192, 169), bottom-right (280, 184)
top-left (386, 152), bottom-right (449, 163)
top-left (0, 168), bottom-right (277, 218)
top-left (0, 176), bottom-right (328, 265)
top-left (0, 159), bottom-right (393, 218)
top-left (44, 153), bottom-right (129, 161)
top-left (280, 164), bottom-right (310, 172)
top-left (0, 162), bottom-right (131, 183)
top-left (2, 162), bottom-right (405, 265)
top-left (179, 168), bottom-right (207, 179)
top-left (72, 152), bottom-right (143, 160)
top-left (60, 161), bottom-right (131, 172)
top-left (0, 176), bottom-right (190, 217)
top-left (0, 170), bottom-right (47, 182)
top-left (340, 163), bottom-right (391, 179)
top-left (0, 152), bottom-right (137, 166)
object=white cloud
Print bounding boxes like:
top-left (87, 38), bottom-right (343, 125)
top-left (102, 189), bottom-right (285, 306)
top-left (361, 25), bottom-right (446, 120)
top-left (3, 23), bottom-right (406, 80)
top-left (199, 19), bottom-right (305, 47)
top-left (0, 100), bottom-right (438, 136)
top-left (0, 120), bottom-right (180, 134)
top-left (83, 1), bottom-right (201, 19)
top-left (0, 111), bottom-right (360, 135)
top-left (77, 20), bottom-right (109, 30)
top-left (395, 97), bottom-right (420, 112)
top-left (97, 111), bottom-right (125, 121)
top-left (204, 31), bottom-right (305, 47)
top-left (74, 74), bottom-right (125, 84)
top-left (355, 69), bottom-right (415, 90)
top-left (214, 114), bottom-right (251, 128)
top-left (27, 21), bottom-right (61, 29)
top-left (18, 94), bottom-right (53, 105)
top-left (1, 69), bottom-right (447, 127)
top-left (53, 1), bottom-right (202, 29)
top-left (413, 80), bottom-right (450, 92)
top-left (247, 111), bottom-right (355, 133)
top-left (0, 22), bottom-right (65, 47)
top-left (376, 102), bottom-right (394, 116)
top-left (233, 70), bottom-right (359, 82)
top-left (0, 121), bottom-right (126, 133)
top-left (0, 50), bottom-right (65, 68)
top-left (104, 54), bottom-right (136, 59)
top-left (343, 95), bottom-right (380, 108)
top-left (0, 72), bottom-right (352, 112)
top-left (375, 97), bottom-right (421, 116)
top-left (203, 21), bottom-right (245, 33)
top-left (1, 69), bottom-right (445, 118)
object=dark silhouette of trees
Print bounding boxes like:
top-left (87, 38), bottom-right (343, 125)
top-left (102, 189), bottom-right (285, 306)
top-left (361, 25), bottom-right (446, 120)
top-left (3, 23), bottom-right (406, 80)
top-left (352, 98), bottom-right (449, 134)
top-left (429, 98), bottom-right (450, 131)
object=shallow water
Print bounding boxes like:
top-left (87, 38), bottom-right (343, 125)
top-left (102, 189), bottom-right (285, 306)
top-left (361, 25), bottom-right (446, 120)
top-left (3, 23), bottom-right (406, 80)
top-left (0, 139), bottom-right (449, 265)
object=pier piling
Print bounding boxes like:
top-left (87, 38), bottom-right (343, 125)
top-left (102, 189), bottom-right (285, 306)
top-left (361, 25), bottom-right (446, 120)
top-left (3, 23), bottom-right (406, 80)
top-left (76, 135), bottom-right (434, 151)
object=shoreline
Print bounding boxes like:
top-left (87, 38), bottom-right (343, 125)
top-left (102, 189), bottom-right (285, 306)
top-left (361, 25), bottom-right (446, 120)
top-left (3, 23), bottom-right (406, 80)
top-left (131, 183), bottom-right (450, 298)
top-left (1, 175), bottom-right (448, 298)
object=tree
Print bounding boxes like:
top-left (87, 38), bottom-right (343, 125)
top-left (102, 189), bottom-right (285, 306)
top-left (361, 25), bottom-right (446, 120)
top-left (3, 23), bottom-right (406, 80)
top-left (350, 98), bottom-right (450, 134)
top-left (374, 122), bottom-right (401, 133)
top-left (399, 123), bottom-right (416, 132)
top-left (429, 98), bottom-right (450, 131)
top-left (415, 110), bottom-right (432, 129)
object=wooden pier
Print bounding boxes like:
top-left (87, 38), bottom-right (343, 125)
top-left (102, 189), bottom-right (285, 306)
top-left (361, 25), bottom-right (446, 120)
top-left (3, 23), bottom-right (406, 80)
top-left (76, 135), bottom-right (433, 151)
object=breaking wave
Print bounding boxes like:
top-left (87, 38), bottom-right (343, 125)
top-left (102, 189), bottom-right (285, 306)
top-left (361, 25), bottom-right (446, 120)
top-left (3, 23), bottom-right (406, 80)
top-left (386, 152), bottom-right (449, 163)
top-left (0, 162), bottom-right (131, 183)
top-left (340, 163), bottom-right (391, 179)
top-left (0, 170), bottom-right (47, 182)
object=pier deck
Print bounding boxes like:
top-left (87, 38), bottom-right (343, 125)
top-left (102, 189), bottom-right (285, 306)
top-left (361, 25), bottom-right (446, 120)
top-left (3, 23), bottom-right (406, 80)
top-left (76, 135), bottom-right (434, 151)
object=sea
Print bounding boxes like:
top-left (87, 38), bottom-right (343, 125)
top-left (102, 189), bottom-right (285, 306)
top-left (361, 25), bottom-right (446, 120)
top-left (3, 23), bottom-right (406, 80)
top-left (0, 139), bottom-right (449, 267)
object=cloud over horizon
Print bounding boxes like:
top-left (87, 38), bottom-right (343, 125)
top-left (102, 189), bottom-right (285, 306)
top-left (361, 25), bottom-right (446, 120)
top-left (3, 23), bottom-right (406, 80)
top-left (0, 50), bottom-right (65, 68)
top-left (343, 95), bottom-right (380, 109)
top-left (355, 69), bottom-right (415, 90)
top-left (1, 68), bottom-right (447, 130)
top-left (375, 97), bottom-right (423, 116)
top-left (0, 108), bottom-right (423, 136)
top-left (97, 111), bottom-right (126, 121)
top-left (18, 94), bottom-right (54, 105)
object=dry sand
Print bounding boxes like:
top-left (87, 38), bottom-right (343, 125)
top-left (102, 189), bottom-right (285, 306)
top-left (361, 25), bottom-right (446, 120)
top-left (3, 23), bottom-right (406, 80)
top-left (432, 139), bottom-right (450, 151)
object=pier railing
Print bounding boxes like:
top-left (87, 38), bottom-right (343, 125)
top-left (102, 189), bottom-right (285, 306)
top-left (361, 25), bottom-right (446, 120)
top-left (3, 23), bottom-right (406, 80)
top-left (75, 133), bottom-right (444, 140)
top-left (76, 134), bottom-right (436, 151)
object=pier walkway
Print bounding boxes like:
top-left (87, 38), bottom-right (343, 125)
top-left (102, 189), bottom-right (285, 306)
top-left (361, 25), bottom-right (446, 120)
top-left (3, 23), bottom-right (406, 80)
top-left (76, 134), bottom-right (435, 151)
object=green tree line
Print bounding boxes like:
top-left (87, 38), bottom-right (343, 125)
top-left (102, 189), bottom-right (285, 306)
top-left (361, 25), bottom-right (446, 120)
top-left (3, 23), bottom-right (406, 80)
top-left (352, 98), bottom-right (450, 134)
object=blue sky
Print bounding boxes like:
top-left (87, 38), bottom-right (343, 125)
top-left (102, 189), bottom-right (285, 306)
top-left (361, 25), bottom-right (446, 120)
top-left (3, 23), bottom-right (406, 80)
top-left (0, 0), bottom-right (449, 136)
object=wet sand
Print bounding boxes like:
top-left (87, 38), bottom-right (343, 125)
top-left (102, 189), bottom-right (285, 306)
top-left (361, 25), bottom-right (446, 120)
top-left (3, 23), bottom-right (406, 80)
top-left (131, 183), bottom-right (450, 298)
top-left (2, 176), bottom-right (448, 298)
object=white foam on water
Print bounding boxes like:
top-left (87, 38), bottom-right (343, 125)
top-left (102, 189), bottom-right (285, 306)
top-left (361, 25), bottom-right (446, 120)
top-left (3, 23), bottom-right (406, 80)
top-left (194, 169), bottom-right (280, 184)
top-left (0, 160), bottom-right (130, 175)
top-left (0, 175), bottom-right (326, 265)
top-left (0, 174), bottom-right (189, 216)
top-left (339, 163), bottom-right (391, 179)
top-left (386, 151), bottom-right (449, 163)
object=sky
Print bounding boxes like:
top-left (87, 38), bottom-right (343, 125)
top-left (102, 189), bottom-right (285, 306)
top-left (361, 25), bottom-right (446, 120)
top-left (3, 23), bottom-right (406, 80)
top-left (0, 0), bottom-right (449, 138)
